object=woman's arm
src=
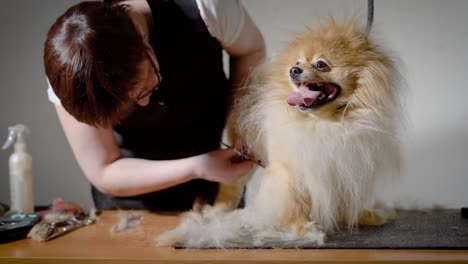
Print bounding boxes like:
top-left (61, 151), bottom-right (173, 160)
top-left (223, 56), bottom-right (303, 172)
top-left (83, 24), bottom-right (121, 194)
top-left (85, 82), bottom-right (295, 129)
top-left (195, 0), bottom-right (266, 88)
top-left (226, 13), bottom-right (266, 91)
top-left (55, 105), bottom-right (253, 197)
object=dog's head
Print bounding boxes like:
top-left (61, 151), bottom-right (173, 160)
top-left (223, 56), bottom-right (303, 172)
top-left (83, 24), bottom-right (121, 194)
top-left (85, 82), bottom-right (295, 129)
top-left (270, 18), bottom-right (400, 121)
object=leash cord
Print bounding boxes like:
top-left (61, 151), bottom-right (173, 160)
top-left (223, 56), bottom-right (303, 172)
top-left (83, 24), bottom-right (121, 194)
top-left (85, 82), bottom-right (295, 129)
top-left (366, 0), bottom-right (374, 34)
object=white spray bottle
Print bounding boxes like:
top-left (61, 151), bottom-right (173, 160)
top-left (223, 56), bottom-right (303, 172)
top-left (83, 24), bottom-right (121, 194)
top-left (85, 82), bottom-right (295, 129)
top-left (2, 124), bottom-right (34, 213)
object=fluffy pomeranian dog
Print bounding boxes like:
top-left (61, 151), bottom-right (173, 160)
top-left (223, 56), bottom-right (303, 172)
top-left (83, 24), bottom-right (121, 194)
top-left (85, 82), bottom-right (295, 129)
top-left (157, 18), bottom-right (403, 248)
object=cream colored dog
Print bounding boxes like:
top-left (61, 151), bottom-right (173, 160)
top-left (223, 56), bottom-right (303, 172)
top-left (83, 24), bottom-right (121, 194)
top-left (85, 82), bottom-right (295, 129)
top-left (157, 18), bottom-right (403, 248)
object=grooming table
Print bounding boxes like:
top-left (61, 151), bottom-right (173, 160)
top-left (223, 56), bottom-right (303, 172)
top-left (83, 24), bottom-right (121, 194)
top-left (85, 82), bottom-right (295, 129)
top-left (0, 210), bottom-right (467, 263)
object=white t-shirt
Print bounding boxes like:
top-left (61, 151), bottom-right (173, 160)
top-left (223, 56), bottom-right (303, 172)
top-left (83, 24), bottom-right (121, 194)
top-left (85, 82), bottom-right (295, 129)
top-left (47, 0), bottom-right (262, 105)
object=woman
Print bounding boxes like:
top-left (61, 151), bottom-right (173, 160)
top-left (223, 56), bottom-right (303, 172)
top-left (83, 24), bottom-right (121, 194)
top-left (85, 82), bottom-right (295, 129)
top-left (44, 0), bottom-right (265, 210)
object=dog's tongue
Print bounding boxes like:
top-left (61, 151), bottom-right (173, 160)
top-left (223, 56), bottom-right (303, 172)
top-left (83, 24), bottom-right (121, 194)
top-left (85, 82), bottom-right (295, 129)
top-left (287, 85), bottom-right (321, 106)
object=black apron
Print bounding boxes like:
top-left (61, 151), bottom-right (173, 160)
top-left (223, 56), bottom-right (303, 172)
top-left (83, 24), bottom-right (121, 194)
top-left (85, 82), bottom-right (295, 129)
top-left (92, 0), bottom-right (229, 211)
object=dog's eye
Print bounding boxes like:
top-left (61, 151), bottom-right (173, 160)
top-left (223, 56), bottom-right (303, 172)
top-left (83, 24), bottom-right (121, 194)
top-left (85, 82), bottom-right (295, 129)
top-left (314, 60), bottom-right (330, 71)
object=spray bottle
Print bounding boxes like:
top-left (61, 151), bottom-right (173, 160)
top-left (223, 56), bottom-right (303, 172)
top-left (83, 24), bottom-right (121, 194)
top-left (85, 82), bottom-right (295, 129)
top-left (2, 124), bottom-right (34, 213)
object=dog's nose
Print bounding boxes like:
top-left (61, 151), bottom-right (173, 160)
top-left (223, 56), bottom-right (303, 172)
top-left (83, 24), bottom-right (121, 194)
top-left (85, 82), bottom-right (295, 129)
top-left (289, 67), bottom-right (303, 78)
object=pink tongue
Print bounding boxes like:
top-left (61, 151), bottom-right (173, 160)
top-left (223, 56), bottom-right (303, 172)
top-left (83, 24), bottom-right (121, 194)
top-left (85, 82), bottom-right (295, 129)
top-left (287, 92), bottom-right (303, 106)
top-left (287, 85), bottom-right (321, 106)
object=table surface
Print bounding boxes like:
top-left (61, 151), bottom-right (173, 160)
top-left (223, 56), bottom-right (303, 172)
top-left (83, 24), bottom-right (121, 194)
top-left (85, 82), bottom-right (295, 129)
top-left (0, 210), bottom-right (467, 264)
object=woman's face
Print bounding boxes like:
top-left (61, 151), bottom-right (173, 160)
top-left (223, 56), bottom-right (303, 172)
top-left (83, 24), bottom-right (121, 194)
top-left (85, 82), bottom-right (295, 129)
top-left (124, 5), bottom-right (162, 107)
top-left (131, 45), bottom-right (161, 106)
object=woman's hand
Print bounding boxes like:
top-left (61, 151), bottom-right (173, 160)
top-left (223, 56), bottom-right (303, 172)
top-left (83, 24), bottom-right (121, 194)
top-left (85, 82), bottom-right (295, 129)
top-left (192, 149), bottom-right (254, 184)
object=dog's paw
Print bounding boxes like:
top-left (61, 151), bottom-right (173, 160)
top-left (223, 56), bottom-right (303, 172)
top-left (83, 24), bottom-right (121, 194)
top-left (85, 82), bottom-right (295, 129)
top-left (288, 221), bottom-right (325, 246)
top-left (201, 204), bottom-right (227, 220)
top-left (288, 219), bottom-right (323, 236)
top-left (212, 201), bottom-right (237, 212)
top-left (358, 207), bottom-right (396, 226)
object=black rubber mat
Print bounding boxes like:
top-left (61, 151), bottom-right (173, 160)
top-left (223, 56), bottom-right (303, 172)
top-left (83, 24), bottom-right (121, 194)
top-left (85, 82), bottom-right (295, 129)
top-left (174, 209), bottom-right (468, 249)
top-left (316, 209), bottom-right (468, 249)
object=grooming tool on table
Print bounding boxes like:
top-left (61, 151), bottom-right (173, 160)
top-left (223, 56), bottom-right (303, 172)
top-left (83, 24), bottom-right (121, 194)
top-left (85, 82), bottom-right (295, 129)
top-left (28, 210), bottom-right (96, 241)
top-left (221, 142), bottom-right (265, 168)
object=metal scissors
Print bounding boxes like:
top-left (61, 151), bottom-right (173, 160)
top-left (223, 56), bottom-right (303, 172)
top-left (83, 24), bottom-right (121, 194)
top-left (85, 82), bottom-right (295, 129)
top-left (221, 142), bottom-right (265, 168)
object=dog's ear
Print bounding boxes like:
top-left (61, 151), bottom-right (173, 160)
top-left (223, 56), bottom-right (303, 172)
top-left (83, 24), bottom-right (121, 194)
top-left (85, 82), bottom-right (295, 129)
top-left (354, 54), bottom-right (401, 117)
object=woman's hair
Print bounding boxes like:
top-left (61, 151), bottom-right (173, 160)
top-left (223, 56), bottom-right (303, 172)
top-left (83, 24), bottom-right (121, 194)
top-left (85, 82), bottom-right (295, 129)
top-left (44, 1), bottom-right (147, 127)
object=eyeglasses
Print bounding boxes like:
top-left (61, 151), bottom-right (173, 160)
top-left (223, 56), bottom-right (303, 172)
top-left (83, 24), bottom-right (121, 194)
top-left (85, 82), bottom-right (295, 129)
top-left (135, 46), bottom-right (162, 102)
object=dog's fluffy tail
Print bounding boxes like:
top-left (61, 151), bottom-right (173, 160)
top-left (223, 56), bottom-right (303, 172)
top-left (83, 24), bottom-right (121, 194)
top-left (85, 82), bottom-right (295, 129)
top-left (155, 207), bottom-right (325, 249)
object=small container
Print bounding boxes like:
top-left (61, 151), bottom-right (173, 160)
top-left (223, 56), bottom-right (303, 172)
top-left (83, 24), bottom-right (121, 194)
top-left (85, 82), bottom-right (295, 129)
top-left (2, 124), bottom-right (34, 214)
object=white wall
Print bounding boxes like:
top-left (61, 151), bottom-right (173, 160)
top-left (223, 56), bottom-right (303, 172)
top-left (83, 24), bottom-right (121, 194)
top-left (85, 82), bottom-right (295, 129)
top-left (0, 0), bottom-right (92, 207)
top-left (0, 0), bottom-right (467, 209)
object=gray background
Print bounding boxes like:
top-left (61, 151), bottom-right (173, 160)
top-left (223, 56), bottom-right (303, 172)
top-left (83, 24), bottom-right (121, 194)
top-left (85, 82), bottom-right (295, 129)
top-left (0, 0), bottom-right (467, 209)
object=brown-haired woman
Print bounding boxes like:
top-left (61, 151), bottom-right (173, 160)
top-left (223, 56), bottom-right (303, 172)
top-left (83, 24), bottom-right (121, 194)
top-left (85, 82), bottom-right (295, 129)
top-left (44, 0), bottom-right (265, 210)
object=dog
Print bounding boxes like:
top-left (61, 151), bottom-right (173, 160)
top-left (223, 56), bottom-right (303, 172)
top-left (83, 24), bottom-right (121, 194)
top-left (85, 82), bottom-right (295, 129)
top-left (157, 17), bottom-right (403, 248)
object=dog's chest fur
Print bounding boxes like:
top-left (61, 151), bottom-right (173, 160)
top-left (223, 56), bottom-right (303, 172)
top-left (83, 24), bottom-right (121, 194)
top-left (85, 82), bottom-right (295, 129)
top-left (254, 98), bottom-right (396, 230)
